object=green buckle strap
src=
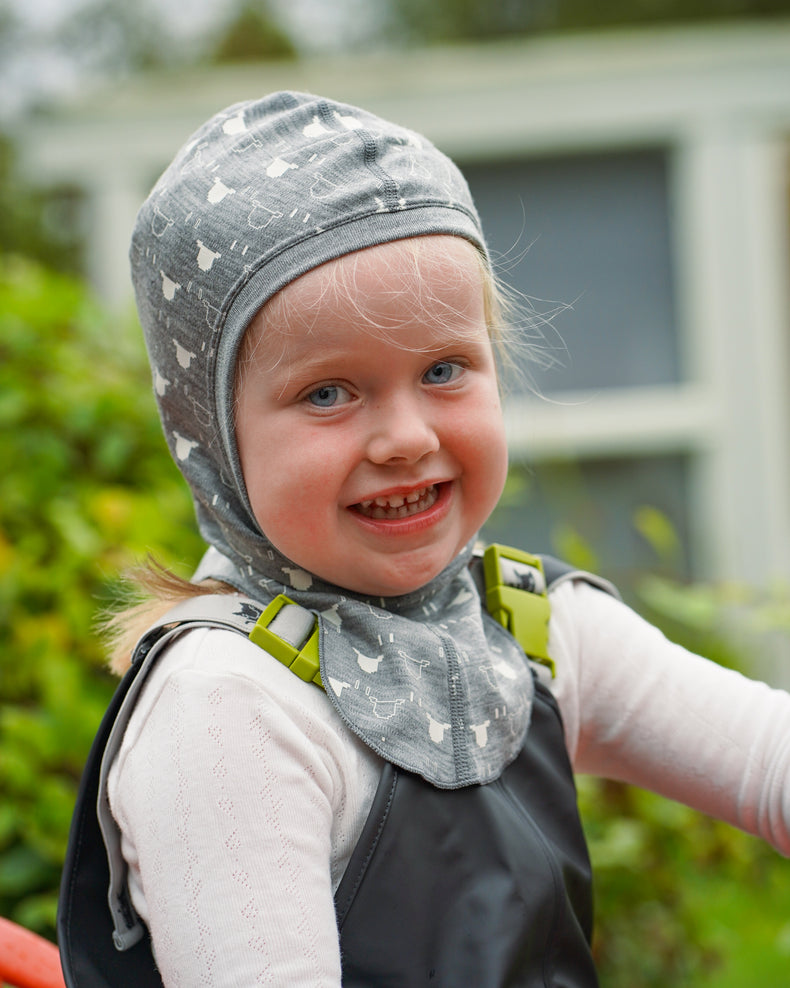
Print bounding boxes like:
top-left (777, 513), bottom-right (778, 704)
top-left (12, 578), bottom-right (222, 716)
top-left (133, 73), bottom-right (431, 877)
top-left (248, 544), bottom-right (554, 687)
top-left (482, 544), bottom-right (555, 677)
top-left (249, 594), bottom-right (324, 689)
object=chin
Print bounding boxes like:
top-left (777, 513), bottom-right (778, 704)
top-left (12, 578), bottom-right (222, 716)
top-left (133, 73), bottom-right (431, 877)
top-left (377, 551), bottom-right (455, 598)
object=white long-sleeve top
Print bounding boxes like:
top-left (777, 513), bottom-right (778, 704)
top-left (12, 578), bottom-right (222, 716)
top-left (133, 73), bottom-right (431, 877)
top-left (107, 580), bottom-right (790, 986)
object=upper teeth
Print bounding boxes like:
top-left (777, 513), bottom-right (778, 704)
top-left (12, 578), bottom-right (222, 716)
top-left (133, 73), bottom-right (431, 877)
top-left (361, 487), bottom-right (429, 510)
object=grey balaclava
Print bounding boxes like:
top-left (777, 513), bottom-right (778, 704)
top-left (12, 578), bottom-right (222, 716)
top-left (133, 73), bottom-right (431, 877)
top-left (130, 91), bottom-right (533, 788)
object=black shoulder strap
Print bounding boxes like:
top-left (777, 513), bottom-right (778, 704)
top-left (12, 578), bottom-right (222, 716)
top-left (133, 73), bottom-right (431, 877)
top-left (541, 553), bottom-right (620, 599)
top-left (58, 658), bottom-right (164, 987)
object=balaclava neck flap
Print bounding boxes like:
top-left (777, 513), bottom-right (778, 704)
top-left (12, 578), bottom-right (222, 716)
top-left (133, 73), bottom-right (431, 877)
top-left (130, 91), bottom-right (533, 789)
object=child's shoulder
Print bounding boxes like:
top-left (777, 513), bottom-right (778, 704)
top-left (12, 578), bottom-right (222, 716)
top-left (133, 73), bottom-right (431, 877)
top-left (132, 618), bottom-right (330, 719)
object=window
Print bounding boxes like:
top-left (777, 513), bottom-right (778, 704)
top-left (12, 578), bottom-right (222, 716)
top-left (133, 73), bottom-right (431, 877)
top-left (465, 149), bottom-right (678, 393)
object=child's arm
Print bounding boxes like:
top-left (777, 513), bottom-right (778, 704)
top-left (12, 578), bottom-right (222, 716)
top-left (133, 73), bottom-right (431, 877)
top-left (551, 581), bottom-right (790, 851)
top-left (108, 626), bottom-right (379, 987)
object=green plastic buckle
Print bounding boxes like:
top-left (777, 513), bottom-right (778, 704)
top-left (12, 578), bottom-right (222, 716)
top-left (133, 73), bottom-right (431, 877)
top-left (482, 544), bottom-right (555, 676)
top-left (249, 594), bottom-right (324, 689)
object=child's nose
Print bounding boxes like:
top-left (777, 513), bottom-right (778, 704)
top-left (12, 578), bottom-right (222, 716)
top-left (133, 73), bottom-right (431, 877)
top-left (365, 395), bottom-right (440, 465)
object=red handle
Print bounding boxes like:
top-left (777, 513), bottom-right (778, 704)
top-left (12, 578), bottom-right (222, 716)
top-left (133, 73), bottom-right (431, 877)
top-left (0, 917), bottom-right (66, 988)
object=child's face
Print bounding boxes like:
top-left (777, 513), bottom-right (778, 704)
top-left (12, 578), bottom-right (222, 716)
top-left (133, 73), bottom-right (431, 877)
top-left (235, 236), bottom-right (509, 597)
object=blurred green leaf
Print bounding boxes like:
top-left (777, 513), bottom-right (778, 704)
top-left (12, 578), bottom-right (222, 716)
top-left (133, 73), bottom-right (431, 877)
top-left (633, 504), bottom-right (681, 565)
top-left (551, 520), bottom-right (599, 572)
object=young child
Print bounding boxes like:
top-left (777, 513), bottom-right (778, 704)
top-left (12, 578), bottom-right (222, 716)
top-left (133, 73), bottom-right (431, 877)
top-left (61, 92), bottom-right (790, 987)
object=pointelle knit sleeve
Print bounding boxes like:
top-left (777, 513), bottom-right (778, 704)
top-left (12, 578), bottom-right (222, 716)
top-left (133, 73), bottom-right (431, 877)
top-left (107, 625), bottom-right (381, 988)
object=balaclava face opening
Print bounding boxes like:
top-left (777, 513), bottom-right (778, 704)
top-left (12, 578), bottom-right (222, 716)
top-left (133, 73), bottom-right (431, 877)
top-left (130, 91), bottom-right (534, 788)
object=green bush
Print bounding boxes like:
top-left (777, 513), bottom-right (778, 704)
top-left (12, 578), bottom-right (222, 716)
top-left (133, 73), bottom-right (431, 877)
top-left (0, 257), bottom-right (203, 937)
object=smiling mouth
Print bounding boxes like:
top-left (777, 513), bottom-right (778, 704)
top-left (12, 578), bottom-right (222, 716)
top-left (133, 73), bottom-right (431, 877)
top-left (354, 485), bottom-right (439, 520)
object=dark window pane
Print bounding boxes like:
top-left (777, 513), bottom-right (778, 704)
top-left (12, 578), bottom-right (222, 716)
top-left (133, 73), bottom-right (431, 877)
top-left (464, 150), bottom-right (679, 392)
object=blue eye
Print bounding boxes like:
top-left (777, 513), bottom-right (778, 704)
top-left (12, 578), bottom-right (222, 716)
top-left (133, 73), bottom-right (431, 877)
top-left (423, 361), bottom-right (460, 385)
top-left (306, 384), bottom-right (351, 407)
